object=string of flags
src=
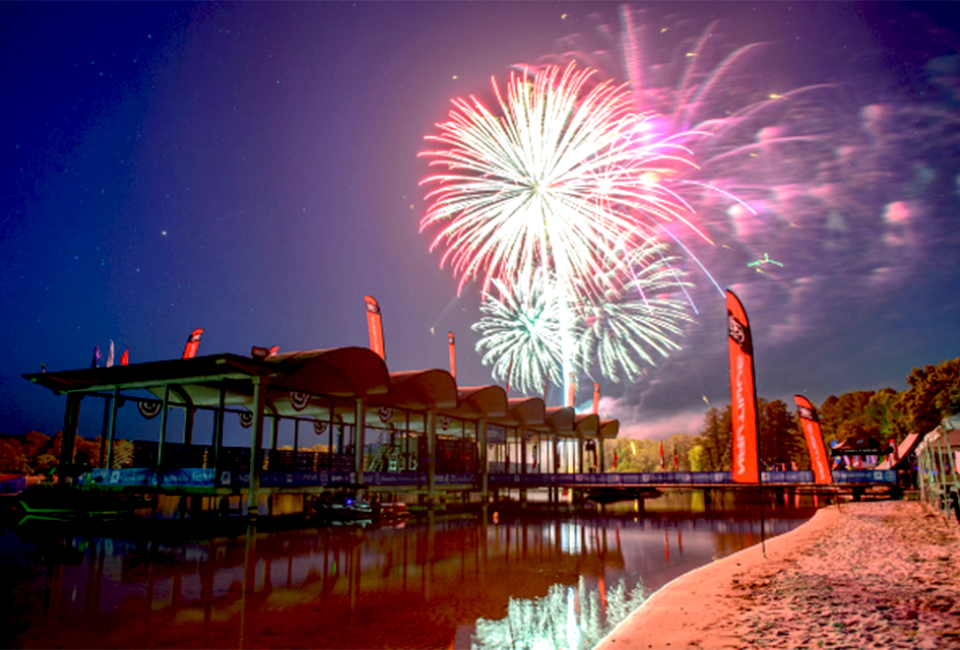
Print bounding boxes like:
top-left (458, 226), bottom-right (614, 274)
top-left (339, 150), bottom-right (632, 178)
top-left (91, 340), bottom-right (129, 368)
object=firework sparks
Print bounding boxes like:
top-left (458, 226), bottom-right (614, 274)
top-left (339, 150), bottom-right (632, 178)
top-left (420, 61), bottom-right (706, 303)
top-left (472, 269), bottom-right (563, 396)
top-left (422, 61), bottom-right (714, 397)
top-left (472, 240), bottom-right (695, 392)
top-left (576, 240), bottom-right (695, 383)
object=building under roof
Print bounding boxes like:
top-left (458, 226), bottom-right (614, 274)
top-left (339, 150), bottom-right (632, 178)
top-left (25, 347), bottom-right (620, 511)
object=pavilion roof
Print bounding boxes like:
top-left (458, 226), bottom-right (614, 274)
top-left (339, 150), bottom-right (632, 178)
top-left (24, 347), bottom-right (618, 439)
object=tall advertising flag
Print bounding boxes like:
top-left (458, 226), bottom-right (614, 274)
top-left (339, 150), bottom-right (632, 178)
top-left (592, 383), bottom-right (600, 415)
top-left (364, 296), bottom-right (386, 360)
top-left (567, 373), bottom-right (576, 408)
top-left (795, 395), bottom-right (833, 484)
top-left (182, 329), bottom-right (203, 359)
top-left (727, 290), bottom-right (759, 484)
top-left (448, 332), bottom-right (456, 378)
top-left (120, 349), bottom-right (129, 366)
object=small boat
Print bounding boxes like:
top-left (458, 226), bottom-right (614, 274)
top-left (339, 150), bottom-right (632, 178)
top-left (378, 502), bottom-right (411, 520)
top-left (311, 492), bottom-right (374, 522)
top-left (9, 485), bottom-right (148, 525)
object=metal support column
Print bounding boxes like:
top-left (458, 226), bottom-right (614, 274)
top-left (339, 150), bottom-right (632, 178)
top-left (183, 407), bottom-right (195, 446)
top-left (247, 377), bottom-right (267, 517)
top-left (105, 387), bottom-right (120, 470)
top-left (577, 433), bottom-right (584, 474)
top-left (212, 386), bottom-right (226, 473)
top-left (426, 409), bottom-right (437, 503)
top-left (60, 393), bottom-right (82, 485)
top-left (99, 397), bottom-right (111, 469)
top-left (354, 397), bottom-right (366, 484)
top-left (157, 384), bottom-right (171, 470)
top-left (598, 433), bottom-right (605, 473)
top-left (520, 427), bottom-right (527, 474)
top-left (479, 419), bottom-right (488, 503)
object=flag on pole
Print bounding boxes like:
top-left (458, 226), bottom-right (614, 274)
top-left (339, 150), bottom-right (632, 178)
top-left (794, 395), bottom-right (833, 484)
top-left (727, 290), bottom-right (759, 484)
top-left (106, 340), bottom-right (115, 368)
top-left (182, 328), bottom-right (203, 359)
top-left (120, 349), bottom-right (129, 366)
top-left (659, 442), bottom-right (665, 470)
top-left (448, 332), bottom-right (456, 378)
top-left (91, 344), bottom-right (102, 368)
top-left (592, 383), bottom-right (600, 415)
top-left (364, 296), bottom-right (385, 360)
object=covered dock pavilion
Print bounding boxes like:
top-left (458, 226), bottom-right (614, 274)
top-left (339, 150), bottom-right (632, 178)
top-left (24, 347), bottom-right (620, 516)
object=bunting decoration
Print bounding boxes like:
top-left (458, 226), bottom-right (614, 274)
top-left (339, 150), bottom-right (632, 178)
top-left (727, 290), bottom-right (760, 484)
top-left (379, 406), bottom-right (393, 423)
top-left (137, 400), bottom-right (162, 419)
top-left (314, 420), bottom-right (327, 435)
top-left (365, 296), bottom-right (386, 360)
top-left (441, 415), bottom-right (452, 430)
top-left (290, 391), bottom-right (310, 411)
top-left (239, 411), bottom-right (253, 428)
top-left (183, 328), bottom-right (203, 359)
top-left (794, 395), bottom-right (833, 484)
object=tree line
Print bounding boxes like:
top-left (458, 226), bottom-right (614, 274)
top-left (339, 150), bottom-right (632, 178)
top-left (605, 356), bottom-right (960, 473)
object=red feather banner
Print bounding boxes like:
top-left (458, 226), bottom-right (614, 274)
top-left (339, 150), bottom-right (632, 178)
top-left (727, 290), bottom-right (759, 484)
top-left (795, 395), bottom-right (834, 484)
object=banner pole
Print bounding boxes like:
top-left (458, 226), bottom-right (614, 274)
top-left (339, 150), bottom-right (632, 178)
top-left (759, 454), bottom-right (766, 558)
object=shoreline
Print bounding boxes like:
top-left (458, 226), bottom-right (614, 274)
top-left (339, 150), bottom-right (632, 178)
top-left (596, 500), bottom-right (960, 649)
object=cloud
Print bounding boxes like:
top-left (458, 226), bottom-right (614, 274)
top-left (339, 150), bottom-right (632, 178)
top-left (599, 396), bottom-right (705, 440)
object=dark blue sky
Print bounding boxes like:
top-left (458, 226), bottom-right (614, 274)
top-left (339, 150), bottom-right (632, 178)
top-left (3, 2), bottom-right (959, 440)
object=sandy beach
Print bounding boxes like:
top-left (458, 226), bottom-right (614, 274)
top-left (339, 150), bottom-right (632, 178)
top-left (596, 500), bottom-right (960, 650)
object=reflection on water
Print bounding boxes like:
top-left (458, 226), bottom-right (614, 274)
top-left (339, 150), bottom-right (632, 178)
top-left (473, 577), bottom-right (646, 650)
top-left (3, 491), bottom-right (817, 649)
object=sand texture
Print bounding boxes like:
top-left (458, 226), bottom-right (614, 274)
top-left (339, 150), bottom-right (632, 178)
top-left (595, 500), bottom-right (960, 649)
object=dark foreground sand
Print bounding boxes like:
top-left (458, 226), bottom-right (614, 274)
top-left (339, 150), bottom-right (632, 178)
top-left (595, 500), bottom-right (960, 650)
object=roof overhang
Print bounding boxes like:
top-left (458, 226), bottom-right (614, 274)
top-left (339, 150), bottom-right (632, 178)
top-left (23, 354), bottom-right (274, 395)
top-left (440, 386), bottom-right (509, 420)
top-left (376, 369), bottom-right (458, 410)
top-left (265, 347), bottom-right (390, 397)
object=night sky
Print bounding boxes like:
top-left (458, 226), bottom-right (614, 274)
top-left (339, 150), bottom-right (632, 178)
top-left (3, 2), bottom-right (959, 441)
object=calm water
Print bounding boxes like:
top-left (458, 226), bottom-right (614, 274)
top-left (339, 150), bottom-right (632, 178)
top-left (2, 491), bottom-right (819, 649)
